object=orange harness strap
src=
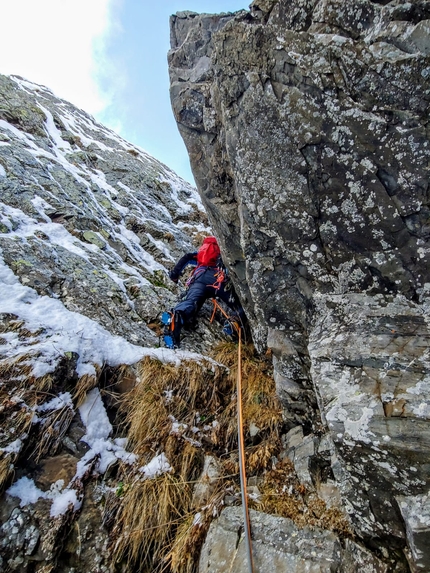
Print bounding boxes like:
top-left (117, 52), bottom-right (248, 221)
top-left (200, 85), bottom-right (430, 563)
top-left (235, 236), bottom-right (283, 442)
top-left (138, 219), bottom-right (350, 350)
top-left (207, 268), bottom-right (226, 291)
top-left (210, 299), bottom-right (241, 334)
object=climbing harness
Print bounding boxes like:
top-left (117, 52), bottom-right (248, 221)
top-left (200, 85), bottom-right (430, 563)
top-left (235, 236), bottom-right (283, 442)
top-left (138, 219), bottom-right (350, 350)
top-left (236, 328), bottom-right (255, 573)
top-left (185, 265), bottom-right (206, 287)
top-left (208, 267), bottom-right (227, 291)
top-left (185, 264), bottom-right (226, 290)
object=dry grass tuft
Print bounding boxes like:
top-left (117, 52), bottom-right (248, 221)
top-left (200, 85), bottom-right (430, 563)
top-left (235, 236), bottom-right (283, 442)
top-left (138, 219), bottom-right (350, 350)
top-left (31, 405), bottom-right (75, 463)
top-left (253, 458), bottom-right (353, 536)
top-left (110, 344), bottom-right (350, 573)
top-left (12, 406), bottom-right (34, 436)
top-left (112, 472), bottom-right (192, 572)
top-left (0, 314), bottom-right (54, 393)
top-left (166, 488), bottom-right (225, 573)
top-left (73, 372), bottom-right (99, 407)
top-left (8, 319), bottom-right (25, 332)
top-left (119, 360), bottom-right (170, 454)
top-left (212, 342), bottom-right (282, 458)
top-left (33, 374), bottom-right (53, 393)
top-left (120, 357), bottom-right (228, 456)
top-left (167, 440), bottom-right (203, 484)
top-left (111, 356), bottom-right (232, 571)
top-left (246, 437), bottom-right (281, 474)
top-left (1, 395), bottom-right (34, 436)
top-left (0, 454), bottom-right (14, 491)
top-left (0, 356), bottom-right (53, 393)
top-left (166, 512), bottom-right (200, 573)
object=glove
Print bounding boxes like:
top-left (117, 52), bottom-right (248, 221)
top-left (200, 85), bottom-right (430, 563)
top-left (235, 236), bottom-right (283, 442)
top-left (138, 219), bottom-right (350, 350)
top-left (168, 271), bottom-right (178, 283)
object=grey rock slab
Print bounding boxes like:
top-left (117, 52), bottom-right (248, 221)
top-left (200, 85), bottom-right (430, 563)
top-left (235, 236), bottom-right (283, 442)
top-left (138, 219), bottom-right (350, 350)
top-left (192, 455), bottom-right (222, 508)
top-left (0, 71), bottom-right (208, 346)
top-left (309, 293), bottom-right (430, 541)
top-left (397, 491), bottom-right (430, 573)
top-left (199, 507), bottom-right (342, 573)
top-left (0, 70), bottom-right (222, 573)
top-left (340, 539), bottom-right (388, 573)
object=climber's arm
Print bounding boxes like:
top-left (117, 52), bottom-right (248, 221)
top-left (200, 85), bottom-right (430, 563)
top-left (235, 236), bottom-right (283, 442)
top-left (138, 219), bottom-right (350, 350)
top-left (168, 252), bottom-right (198, 282)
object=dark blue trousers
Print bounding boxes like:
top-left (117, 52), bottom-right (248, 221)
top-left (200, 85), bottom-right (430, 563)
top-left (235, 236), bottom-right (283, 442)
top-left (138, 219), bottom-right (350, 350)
top-left (174, 268), bottom-right (242, 327)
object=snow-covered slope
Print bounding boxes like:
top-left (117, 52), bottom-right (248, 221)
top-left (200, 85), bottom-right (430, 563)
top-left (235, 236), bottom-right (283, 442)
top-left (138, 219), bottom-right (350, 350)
top-left (0, 73), bottom-right (223, 569)
top-left (0, 74), bottom-right (211, 374)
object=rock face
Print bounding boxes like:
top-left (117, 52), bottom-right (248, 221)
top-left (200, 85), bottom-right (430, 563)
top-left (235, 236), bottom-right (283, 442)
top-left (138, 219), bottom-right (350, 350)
top-left (168, 2), bottom-right (430, 570)
top-left (200, 507), bottom-right (388, 573)
top-left (0, 74), bottom-right (208, 349)
top-left (0, 74), bottom-right (219, 572)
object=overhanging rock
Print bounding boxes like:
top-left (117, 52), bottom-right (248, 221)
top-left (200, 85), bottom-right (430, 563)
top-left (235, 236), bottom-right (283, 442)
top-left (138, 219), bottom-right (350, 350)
top-left (169, 1), bottom-right (430, 569)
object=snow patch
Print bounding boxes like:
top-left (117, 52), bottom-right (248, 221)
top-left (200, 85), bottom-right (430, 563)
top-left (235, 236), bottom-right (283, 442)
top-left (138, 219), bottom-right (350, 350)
top-left (38, 104), bottom-right (72, 151)
top-left (1, 438), bottom-right (23, 454)
top-left (0, 250), bottom-right (216, 379)
top-left (139, 453), bottom-right (172, 479)
top-left (37, 392), bottom-right (73, 413)
top-left (77, 388), bottom-right (136, 476)
top-left (6, 476), bottom-right (82, 518)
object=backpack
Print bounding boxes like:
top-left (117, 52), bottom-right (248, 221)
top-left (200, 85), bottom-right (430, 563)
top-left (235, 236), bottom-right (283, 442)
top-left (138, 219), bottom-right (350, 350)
top-left (196, 237), bottom-right (220, 267)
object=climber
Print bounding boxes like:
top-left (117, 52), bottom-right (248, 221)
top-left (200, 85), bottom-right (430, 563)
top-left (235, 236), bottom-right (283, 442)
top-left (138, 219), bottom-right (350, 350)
top-left (162, 236), bottom-right (244, 349)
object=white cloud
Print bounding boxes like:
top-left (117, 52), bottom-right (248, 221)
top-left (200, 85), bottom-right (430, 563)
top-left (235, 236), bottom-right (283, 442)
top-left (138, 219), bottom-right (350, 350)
top-left (0, 0), bottom-right (120, 114)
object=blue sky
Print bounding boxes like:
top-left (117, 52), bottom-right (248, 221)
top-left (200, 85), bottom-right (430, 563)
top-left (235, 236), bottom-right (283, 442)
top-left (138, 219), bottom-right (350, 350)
top-left (0, 0), bottom-right (249, 184)
top-left (98, 1), bottom-right (248, 183)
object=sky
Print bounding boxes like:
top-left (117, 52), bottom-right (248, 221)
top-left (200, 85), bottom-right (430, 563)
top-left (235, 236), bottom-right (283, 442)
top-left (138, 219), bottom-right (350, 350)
top-left (0, 0), bottom-right (249, 184)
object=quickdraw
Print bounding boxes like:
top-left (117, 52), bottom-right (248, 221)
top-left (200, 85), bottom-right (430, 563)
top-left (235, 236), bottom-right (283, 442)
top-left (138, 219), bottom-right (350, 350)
top-left (208, 268), bottom-right (227, 291)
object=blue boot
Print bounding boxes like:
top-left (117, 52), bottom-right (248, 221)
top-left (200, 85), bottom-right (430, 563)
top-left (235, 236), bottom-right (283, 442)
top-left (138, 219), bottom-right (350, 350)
top-left (222, 316), bottom-right (240, 340)
top-left (161, 311), bottom-right (183, 349)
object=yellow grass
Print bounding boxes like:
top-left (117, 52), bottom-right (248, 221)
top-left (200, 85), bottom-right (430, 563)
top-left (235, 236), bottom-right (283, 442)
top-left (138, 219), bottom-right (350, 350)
top-left (111, 355), bottom-right (232, 571)
top-left (167, 488), bottom-right (225, 573)
top-left (253, 458), bottom-right (353, 536)
top-left (112, 472), bottom-right (192, 572)
top-left (0, 454), bottom-right (14, 491)
top-left (73, 372), bottom-right (99, 407)
top-left (120, 357), bottom-right (228, 456)
top-left (0, 356), bottom-right (53, 393)
top-left (107, 345), bottom-right (350, 572)
top-left (31, 405), bottom-right (75, 463)
top-left (11, 406), bottom-right (34, 436)
top-left (211, 342), bottom-right (283, 457)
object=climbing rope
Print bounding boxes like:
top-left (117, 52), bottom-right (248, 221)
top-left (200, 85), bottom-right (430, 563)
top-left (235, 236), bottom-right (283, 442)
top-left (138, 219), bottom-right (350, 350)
top-left (210, 298), bottom-right (254, 569)
top-left (237, 328), bottom-right (255, 573)
top-left (210, 298), bottom-right (254, 573)
top-left (210, 298), bottom-right (230, 324)
top-left (209, 299), bottom-right (242, 336)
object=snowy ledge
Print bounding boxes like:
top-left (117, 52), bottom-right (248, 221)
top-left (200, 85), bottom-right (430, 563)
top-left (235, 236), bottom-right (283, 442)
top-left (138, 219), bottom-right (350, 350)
top-left (0, 251), bottom-right (222, 378)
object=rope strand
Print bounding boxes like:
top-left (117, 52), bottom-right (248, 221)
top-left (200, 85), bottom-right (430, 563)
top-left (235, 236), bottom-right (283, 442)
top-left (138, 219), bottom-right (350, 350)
top-left (237, 329), bottom-right (255, 573)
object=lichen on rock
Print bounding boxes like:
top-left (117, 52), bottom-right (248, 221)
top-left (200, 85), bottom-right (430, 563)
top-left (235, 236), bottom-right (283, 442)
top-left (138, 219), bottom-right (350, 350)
top-left (169, 1), bottom-right (430, 570)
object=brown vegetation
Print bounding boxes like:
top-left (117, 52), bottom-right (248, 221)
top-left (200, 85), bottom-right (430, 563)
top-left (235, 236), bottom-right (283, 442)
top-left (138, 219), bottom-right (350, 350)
top-left (254, 457), bottom-right (353, 537)
top-left (0, 335), bottom-right (351, 572)
top-left (107, 344), bottom-right (287, 572)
